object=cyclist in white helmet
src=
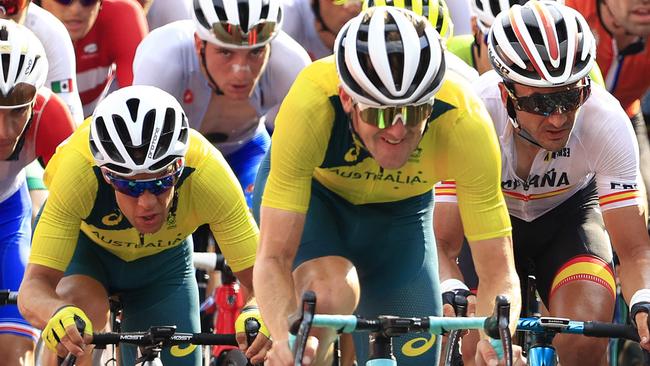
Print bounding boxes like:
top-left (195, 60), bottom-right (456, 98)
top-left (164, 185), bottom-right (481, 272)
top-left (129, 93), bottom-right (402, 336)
top-left (0, 0), bottom-right (84, 123)
top-left (18, 85), bottom-right (269, 366)
top-left (0, 19), bottom-right (77, 366)
top-left (252, 7), bottom-right (521, 366)
top-left (133, 0), bottom-right (310, 208)
top-left (435, 2), bottom-right (650, 364)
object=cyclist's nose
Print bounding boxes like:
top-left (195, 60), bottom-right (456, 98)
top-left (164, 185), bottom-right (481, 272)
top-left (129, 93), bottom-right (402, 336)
top-left (545, 112), bottom-right (569, 128)
top-left (137, 191), bottom-right (158, 209)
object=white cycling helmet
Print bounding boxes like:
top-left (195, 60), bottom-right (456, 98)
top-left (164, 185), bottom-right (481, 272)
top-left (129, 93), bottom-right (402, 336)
top-left (192, 0), bottom-right (282, 49)
top-left (487, 0), bottom-right (595, 87)
top-left (90, 85), bottom-right (190, 177)
top-left (335, 6), bottom-right (446, 106)
top-left (470, 0), bottom-right (564, 32)
top-left (0, 18), bottom-right (48, 107)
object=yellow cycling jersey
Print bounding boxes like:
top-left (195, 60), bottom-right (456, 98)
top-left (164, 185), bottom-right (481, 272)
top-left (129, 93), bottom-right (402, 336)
top-left (262, 56), bottom-right (511, 242)
top-left (30, 120), bottom-right (258, 272)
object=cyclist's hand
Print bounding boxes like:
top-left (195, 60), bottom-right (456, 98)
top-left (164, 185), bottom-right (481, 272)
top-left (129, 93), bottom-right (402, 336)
top-left (442, 292), bottom-right (476, 317)
top-left (265, 337), bottom-right (318, 366)
top-left (235, 306), bottom-right (272, 364)
top-left (42, 305), bottom-right (93, 358)
top-left (631, 302), bottom-right (650, 350)
top-left (475, 339), bottom-right (526, 366)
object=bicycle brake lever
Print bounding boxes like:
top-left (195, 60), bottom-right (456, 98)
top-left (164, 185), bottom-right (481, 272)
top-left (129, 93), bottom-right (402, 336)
top-left (291, 291), bottom-right (317, 366)
top-left (495, 296), bottom-right (512, 366)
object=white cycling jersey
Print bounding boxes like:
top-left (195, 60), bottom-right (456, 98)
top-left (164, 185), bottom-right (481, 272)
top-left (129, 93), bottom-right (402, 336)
top-left (132, 20), bottom-right (311, 132)
top-left (24, 3), bottom-right (84, 123)
top-left (446, 51), bottom-right (478, 83)
top-left (146, 0), bottom-right (192, 31)
top-left (280, 0), bottom-right (332, 59)
top-left (435, 70), bottom-right (643, 221)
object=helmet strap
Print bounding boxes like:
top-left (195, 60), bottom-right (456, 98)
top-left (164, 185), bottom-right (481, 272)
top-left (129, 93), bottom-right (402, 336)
top-left (200, 41), bottom-right (225, 96)
top-left (506, 97), bottom-right (543, 149)
top-left (5, 107), bottom-right (35, 161)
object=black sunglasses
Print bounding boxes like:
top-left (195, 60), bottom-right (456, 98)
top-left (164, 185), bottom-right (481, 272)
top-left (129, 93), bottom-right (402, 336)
top-left (505, 78), bottom-right (591, 117)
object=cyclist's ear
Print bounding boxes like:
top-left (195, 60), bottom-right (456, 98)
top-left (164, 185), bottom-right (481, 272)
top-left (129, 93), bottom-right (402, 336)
top-left (338, 87), bottom-right (354, 113)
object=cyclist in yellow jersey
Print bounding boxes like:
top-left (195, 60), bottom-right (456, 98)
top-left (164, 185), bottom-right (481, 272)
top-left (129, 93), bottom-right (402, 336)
top-left (17, 86), bottom-right (270, 366)
top-left (252, 7), bottom-right (522, 366)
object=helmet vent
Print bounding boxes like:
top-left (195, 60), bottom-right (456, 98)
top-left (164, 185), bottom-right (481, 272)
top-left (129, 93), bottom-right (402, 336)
top-left (141, 109), bottom-right (156, 148)
top-left (0, 26), bottom-right (8, 41)
top-left (259, 2), bottom-right (270, 21)
top-left (17, 54), bottom-right (25, 76)
top-left (112, 115), bottom-right (133, 147)
top-left (1, 53), bottom-right (9, 83)
top-left (237, 0), bottom-right (250, 31)
top-left (153, 108), bottom-right (176, 159)
top-left (213, 0), bottom-right (228, 22)
top-left (193, 0), bottom-right (211, 29)
top-left (126, 98), bottom-right (140, 122)
top-left (96, 116), bottom-right (126, 164)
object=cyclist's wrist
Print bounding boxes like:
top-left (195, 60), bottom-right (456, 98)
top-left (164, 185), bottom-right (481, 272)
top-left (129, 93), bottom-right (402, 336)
top-left (630, 289), bottom-right (650, 326)
top-left (630, 289), bottom-right (650, 310)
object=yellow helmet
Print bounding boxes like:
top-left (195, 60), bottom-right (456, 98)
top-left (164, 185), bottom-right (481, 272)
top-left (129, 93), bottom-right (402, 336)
top-left (361, 0), bottom-right (454, 40)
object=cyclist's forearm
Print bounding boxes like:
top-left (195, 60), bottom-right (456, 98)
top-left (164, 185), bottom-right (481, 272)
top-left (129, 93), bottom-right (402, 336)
top-left (470, 236), bottom-right (521, 335)
top-left (254, 257), bottom-right (297, 341)
top-left (619, 253), bottom-right (650, 303)
top-left (476, 272), bottom-right (521, 335)
top-left (18, 264), bottom-right (67, 329)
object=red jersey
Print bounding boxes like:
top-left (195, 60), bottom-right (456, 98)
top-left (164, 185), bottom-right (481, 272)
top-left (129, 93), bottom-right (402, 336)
top-left (0, 88), bottom-right (77, 203)
top-left (74, 0), bottom-right (148, 117)
top-left (567, 0), bottom-right (650, 117)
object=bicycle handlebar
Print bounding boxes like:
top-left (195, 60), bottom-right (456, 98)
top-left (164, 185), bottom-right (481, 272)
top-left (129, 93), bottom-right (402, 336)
top-left (290, 291), bottom-right (514, 366)
top-left (518, 317), bottom-right (641, 342)
top-left (0, 290), bottom-right (18, 305)
top-left (90, 326), bottom-right (239, 347)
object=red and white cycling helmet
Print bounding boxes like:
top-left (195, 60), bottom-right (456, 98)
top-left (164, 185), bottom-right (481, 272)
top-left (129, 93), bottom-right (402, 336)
top-left (90, 85), bottom-right (190, 177)
top-left (334, 6), bottom-right (446, 106)
top-left (487, 0), bottom-right (595, 87)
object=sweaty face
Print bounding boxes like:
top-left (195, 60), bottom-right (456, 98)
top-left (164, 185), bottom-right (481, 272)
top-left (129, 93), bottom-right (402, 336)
top-left (502, 83), bottom-right (580, 152)
top-left (40, 0), bottom-right (101, 41)
top-left (195, 37), bottom-right (269, 100)
top-left (111, 171), bottom-right (176, 234)
top-left (604, 0), bottom-right (650, 36)
top-left (0, 103), bottom-right (32, 160)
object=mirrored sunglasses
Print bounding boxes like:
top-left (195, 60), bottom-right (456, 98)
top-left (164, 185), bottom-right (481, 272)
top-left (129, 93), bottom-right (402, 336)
top-left (105, 168), bottom-right (182, 198)
top-left (211, 21), bottom-right (278, 47)
top-left (355, 101), bottom-right (435, 129)
top-left (0, 83), bottom-right (36, 109)
top-left (505, 79), bottom-right (591, 117)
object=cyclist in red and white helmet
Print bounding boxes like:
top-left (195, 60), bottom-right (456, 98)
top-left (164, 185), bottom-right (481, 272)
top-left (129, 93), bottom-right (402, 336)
top-left (435, 2), bottom-right (650, 364)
